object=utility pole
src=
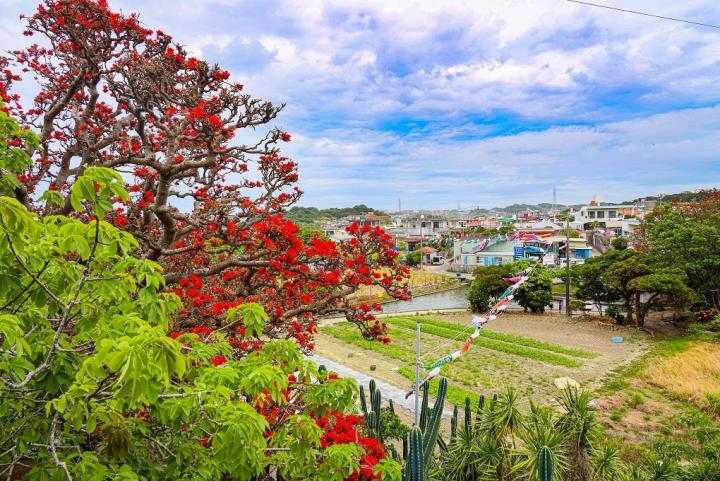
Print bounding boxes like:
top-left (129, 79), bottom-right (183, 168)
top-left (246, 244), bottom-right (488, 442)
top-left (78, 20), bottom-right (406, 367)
top-left (414, 320), bottom-right (421, 426)
top-left (419, 214), bottom-right (424, 269)
top-left (565, 215), bottom-right (572, 317)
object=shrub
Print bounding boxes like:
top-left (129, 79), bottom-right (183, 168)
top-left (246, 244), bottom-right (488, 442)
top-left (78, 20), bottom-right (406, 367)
top-left (407, 250), bottom-right (421, 266)
top-left (611, 237), bottom-right (628, 250)
top-left (605, 305), bottom-right (625, 324)
top-left (515, 266), bottom-right (554, 313)
top-left (467, 279), bottom-right (492, 312)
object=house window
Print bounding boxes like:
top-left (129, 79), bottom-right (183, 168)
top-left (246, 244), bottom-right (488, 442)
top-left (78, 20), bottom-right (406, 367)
top-left (588, 211), bottom-right (596, 219)
top-left (494, 257), bottom-right (504, 265)
top-left (433, 221), bottom-right (439, 229)
top-left (596, 211), bottom-right (605, 218)
top-left (608, 210), bottom-right (617, 218)
top-left (476, 256), bottom-right (481, 264)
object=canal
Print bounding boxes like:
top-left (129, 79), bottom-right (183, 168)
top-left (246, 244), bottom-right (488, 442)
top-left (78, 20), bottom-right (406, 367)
top-left (380, 285), bottom-right (566, 314)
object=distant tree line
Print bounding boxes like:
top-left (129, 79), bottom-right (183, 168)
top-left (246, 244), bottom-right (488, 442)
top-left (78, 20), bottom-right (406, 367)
top-left (287, 204), bottom-right (387, 225)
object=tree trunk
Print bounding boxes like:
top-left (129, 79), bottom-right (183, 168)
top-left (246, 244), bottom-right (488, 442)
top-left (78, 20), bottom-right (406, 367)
top-left (622, 297), bottom-right (634, 325)
top-left (635, 294), bottom-right (645, 328)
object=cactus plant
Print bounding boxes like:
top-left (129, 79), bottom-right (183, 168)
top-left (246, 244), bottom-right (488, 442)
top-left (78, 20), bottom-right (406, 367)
top-left (450, 405), bottom-right (458, 443)
top-left (422, 377), bottom-right (447, 467)
top-left (406, 427), bottom-right (425, 481)
top-left (419, 381), bottom-right (429, 431)
top-left (464, 397), bottom-right (472, 436)
top-left (359, 385), bottom-right (368, 417)
top-left (538, 445), bottom-right (554, 481)
top-left (359, 377), bottom-right (449, 480)
top-left (366, 410), bottom-right (379, 439)
top-left (371, 387), bottom-right (381, 415)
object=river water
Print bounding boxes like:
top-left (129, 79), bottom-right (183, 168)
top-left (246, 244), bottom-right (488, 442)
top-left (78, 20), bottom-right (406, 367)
top-left (380, 285), bottom-right (565, 314)
top-left (380, 286), bottom-right (470, 313)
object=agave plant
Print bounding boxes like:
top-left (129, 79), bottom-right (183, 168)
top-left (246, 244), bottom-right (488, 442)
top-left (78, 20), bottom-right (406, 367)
top-left (591, 442), bottom-right (624, 481)
top-left (481, 386), bottom-right (524, 444)
top-left (439, 425), bottom-right (477, 481)
top-left (557, 388), bottom-right (599, 481)
top-left (517, 419), bottom-right (568, 481)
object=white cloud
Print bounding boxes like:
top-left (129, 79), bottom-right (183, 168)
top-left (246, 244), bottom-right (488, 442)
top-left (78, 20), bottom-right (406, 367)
top-left (1, 0), bottom-right (719, 208)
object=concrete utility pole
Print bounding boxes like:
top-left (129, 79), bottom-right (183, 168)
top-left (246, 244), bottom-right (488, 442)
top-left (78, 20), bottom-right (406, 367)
top-left (565, 215), bottom-right (572, 317)
top-left (414, 320), bottom-right (421, 426)
top-left (419, 214), bottom-right (424, 269)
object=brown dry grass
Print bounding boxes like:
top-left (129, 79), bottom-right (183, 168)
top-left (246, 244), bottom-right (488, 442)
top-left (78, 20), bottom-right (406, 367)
top-left (644, 341), bottom-right (720, 408)
top-left (350, 269), bottom-right (459, 303)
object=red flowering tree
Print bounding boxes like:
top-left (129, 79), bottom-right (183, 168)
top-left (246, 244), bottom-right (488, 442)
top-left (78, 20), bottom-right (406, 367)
top-left (315, 411), bottom-right (390, 481)
top-left (1, 0), bottom-right (409, 351)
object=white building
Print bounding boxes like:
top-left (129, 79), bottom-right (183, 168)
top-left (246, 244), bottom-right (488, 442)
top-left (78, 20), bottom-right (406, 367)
top-left (399, 217), bottom-right (449, 236)
top-left (570, 204), bottom-right (641, 232)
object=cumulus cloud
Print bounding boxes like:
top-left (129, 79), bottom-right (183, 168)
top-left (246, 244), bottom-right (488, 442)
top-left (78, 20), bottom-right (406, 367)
top-left (1, 0), bottom-right (719, 208)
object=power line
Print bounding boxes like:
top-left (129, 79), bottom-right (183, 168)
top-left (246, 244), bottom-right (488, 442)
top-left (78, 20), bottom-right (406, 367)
top-left (567, 0), bottom-right (720, 30)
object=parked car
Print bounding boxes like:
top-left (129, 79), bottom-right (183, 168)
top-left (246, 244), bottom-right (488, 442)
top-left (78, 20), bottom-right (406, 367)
top-left (559, 258), bottom-right (584, 266)
top-left (542, 254), bottom-right (557, 266)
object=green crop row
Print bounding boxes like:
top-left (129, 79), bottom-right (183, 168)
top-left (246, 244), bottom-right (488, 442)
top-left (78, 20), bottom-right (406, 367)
top-left (385, 315), bottom-right (597, 359)
top-left (384, 317), bottom-right (583, 368)
top-left (322, 325), bottom-right (414, 364)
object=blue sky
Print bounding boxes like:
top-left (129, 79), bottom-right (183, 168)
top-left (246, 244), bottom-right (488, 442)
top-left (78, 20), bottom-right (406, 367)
top-left (2, 0), bottom-right (720, 209)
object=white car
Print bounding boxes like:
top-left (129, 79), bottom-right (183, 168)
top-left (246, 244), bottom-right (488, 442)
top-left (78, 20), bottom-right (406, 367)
top-left (560, 258), bottom-right (584, 266)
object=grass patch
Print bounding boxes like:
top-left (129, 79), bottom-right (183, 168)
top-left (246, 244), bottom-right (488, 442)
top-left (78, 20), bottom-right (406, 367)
top-left (596, 336), bottom-right (720, 470)
top-left (386, 315), bottom-right (597, 359)
top-left (397, 367), bottom-right (480, 407)
top-left (323, 325), bottom-right (414, 364)
top-left (383, 317), bottom-right (584, 368)
top-left (644, 341), bottom-right (720, 410)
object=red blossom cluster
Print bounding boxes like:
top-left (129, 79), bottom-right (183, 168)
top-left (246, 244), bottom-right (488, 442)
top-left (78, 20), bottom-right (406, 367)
top-left (315, 410), bottom-right (387, 480)
top-left (3, 0), bottom-right (409, 358)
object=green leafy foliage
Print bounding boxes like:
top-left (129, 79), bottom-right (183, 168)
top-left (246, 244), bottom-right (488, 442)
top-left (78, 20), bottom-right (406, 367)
top-left (0, 101), bottom-right (40, 196)
top-left (514, 266), bottom-right (554, 314)
top-left (571, 250), bottom-right (632, 314)
top-left (406, 250), bottom-right (421, 267)
top-left (603, 251), bottom-right (694, 326)
top-left (640, 197), bottom-right (720, 310)
top-left (0, 170), bottom-right (395, 479)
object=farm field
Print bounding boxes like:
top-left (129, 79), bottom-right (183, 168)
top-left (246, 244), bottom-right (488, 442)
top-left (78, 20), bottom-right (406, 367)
top-left (317, 312), bottom-right (648, 407)
top-left (318, 312), bottom-right (720, 468)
